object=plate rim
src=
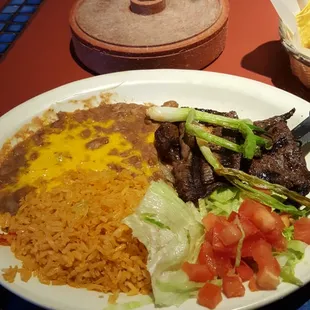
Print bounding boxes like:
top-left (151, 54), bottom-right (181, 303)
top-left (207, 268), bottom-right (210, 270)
top-left (1, 69), bottom-right (309, 122)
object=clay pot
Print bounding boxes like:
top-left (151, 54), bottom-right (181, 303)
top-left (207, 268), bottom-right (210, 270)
top-left (70, 0), bottom-right (229, 74)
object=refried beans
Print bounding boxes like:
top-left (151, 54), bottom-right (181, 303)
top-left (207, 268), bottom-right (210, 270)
top-left (0, 103), bottom-right (160, 215)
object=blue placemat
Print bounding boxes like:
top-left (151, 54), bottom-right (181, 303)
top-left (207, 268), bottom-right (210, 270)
top-left (300, 301), bottom-right (310, 310)
top-left (1, 283), bottom-right (310, 310)
top-left (0, 0), bottom-right (44, 60)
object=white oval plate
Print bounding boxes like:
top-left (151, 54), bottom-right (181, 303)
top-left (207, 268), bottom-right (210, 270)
top-left (0, 70), bottom-right (310, 310)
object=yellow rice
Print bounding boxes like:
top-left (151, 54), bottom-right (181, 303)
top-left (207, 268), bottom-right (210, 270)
top-left (1, 169), bottom-right (151, 296)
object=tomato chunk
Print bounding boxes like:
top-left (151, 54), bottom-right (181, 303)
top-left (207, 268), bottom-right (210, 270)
top-left (264, 212), bottom-right (287, 252)
top-left (239, 215), bottom-right (259, 238)
top-left (213, 253), bottom-right (233, 278)
top-left (198, 282), bottom-right (222, 309)
top-left (265, 228), bottom-right (287, 252)
top-left (271, 212), bottom-right (285, 230)
top-left (251, 239), bottom-right (273, 267)
top-left (236, 261), bottom-right (254, 282)
top-left (212, 219), bottom-right (237, 255)
top-left (256, 265), bottom-right (280, 290)
top-left (199, 241), bottom-right (214, 263)
top-left (251, 206), bottom-right (276, 233)
top-left (294, 218), bottom-right (310, 244)
top-left (212, 222), bottom-right (226, 252)
top-left (239, 199), bottom-right (276, 233)
top-left (228, 211), bottom-right (238, 222)
top-left (251, 239), bottom-right (280, 290)
top-left (248, 276), bottom-right (259, 292)
top-left (182, 262), bottom-right (214, 282)
top-left (239, 199), bottom-right (262, 218)
top-left (203, 213), bottom-right (220, 231)
top-left (218, 223), bottom-right (242, 246)
top-left (223, 274), bottom-right (245, 298)
top-left (241, 234), bottom-right (264, 257)
top-left (198, 241), bottom-right (217, 276)
top-left (205, 228), bottom-right (214, 243)
top-left (251, 239), bottom-right (281, 274)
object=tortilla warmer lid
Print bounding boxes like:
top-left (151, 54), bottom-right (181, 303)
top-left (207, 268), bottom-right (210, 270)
top-left (69, 0), bottom-right (229, 74)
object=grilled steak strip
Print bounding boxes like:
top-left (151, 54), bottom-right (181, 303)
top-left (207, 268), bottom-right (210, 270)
top-left (155, 109), bottom-right (241, 202)
top-left (154, 123), bottom-right (181, 164)
top-left (254, 109), bottom-right (295, 130)
top-left (247, 110), bottom-right (310, 196)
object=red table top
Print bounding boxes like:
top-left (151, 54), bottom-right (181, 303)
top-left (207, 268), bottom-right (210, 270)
top-left (0, 0), bottom-right (309, 117)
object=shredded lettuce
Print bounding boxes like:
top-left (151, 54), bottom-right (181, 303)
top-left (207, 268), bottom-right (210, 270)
top-left (201, 187), bottom-right (242, 217)
top-left (209, 186), bottom-right (239, 203)
top-left (276, 240), bottom-right (307, 286)
top-left (123, 181), bottom-right (205, 307)
top-left (103, 296), bottom-right (153, 310)
top-left (282, 226), bottom-right (294, 241)
top-left (210, 279), bottom-right (223, 286)
top-left (234, 217), bottom-right (245, 268)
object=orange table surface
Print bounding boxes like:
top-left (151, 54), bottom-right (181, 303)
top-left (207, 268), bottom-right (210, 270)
top-left (0, 0), bottom-right (309, 117)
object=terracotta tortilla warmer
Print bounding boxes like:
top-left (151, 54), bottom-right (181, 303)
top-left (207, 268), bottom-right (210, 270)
top-left (69, 0), bottom-right (230, 74)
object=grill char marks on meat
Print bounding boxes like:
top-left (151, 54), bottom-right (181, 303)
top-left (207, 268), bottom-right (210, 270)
top-left (154, 109), bottom-right (241, 202)
top-left (254, 109), bottom-right (295, 129)
top-left (154, 123), bottom-right (181, 164)
top-left (172, 149), bottom-right (225, 202)
top-left (247, 109), bottom-right (310, 196)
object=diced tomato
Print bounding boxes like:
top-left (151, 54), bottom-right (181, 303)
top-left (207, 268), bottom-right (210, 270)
top-left (223, 274), bottom-right (245, 298)
top-left (212, 222), bottom-right (227, 252)
top-left (203, 214), bottom-right (224, 243)
top-left (251, 239), bottom-right (280, 290)
top-left (198, 241), bottom-right (217, 276)
top-left (251, 206), bottom-right (276, 233)
top-left (256, 265), bottom-right (280, 290)
top-left (182, 262), bottom-right (214, 282)
top-left (265, 228), bottom-right (287, 252)
top-left (228, 211), bottom-right (238, 222)
top-left (294, 218), bottom-right (310, 245)
top-left (262, 212), bottom-right (287, 251)
top-left (199, 241), bottom-right (214, 262)
top-left (239, 199), bottom-right (261, 218)
top-left (203, 213), bottom-right (220, 231)
top-left (239, 199), bottom-right (278, 234)
top-left (241, 234), bottom-right (264, 257)
top-left (205, 228), bottom-right (213, 243)
top-left (212, 219), bottom-right (237, 255)
top-left (248, 276), bottom-right (259, 292)
top-left (213, 252), bottom-right (233, 278)
top-left (229, 210), bottom-right (259, 239)
top-left (271, 212), bottom-right (285, 230)
top-left (198, 282), bottom-right (222, 309)
top-left (239, 215), bottom-right (259, 238)
top-left (251, 239), bottom-right (273, 267)
top-left (205, 258), bottom-right (217, 277)
top-left (239, 198), bottom-right (271, 215)
top-left (251, 239), bottom-right (280, 274)
top-left (236, 261), bottom-right (254, 282)
top-left (218, 223), bottom-right (242, 246)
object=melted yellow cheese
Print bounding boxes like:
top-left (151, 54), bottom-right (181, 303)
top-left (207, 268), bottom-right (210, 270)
top-left (296, 1), bottom-right (310, 48)
top-left (10, 118), bottom-right (157, 191)
top-left (146, 132), bottom-right (155, 144)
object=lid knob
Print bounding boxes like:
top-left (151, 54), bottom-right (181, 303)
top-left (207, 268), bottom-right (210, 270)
top-left (130, 0), bottom-right (166, 15)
